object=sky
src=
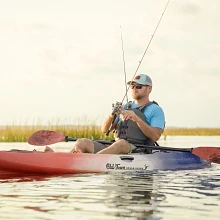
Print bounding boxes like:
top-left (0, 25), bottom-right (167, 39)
top-left (0, 0), bottom-right (219, 127)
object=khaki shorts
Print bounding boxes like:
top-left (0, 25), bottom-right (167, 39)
top-left (93, 141), bottom-right (136, 154)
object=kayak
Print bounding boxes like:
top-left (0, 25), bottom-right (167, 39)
top-left (0, 149), bottom-right (211, 177)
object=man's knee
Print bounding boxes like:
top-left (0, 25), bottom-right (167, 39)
top-left (114, 139), bottom-right (130, 153)
top-left (76, 138), bottom-right (91, 144)
top-left (75, 138), bottom-right (94, 153)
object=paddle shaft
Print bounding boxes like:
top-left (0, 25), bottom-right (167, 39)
top-left (28, 130), bottom-right (220, 164)
top-left (66, 137), bottom-right (192, 153)
top-left (27, 130), bottom-right (220, 163)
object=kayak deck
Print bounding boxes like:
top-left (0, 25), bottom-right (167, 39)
top-left (0, 149), bottom-right (211, 177)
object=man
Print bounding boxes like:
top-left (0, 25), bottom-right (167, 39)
top-left (45, 74), bottom-right (165, 154)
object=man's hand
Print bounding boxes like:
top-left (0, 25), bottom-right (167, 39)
top-left (111, 102), bottom-right (123, 116)
top-left (120, 110), bottom-right (141, 122)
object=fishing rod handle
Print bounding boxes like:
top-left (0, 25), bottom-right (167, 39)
top-left (111, 101), bottom-right (122, 115)
top-left (106, 114), bottom-right (117, 136)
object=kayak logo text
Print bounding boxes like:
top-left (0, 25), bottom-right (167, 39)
top-left (106, 163), bottom-right (148, 170)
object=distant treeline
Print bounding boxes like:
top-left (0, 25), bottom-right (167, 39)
top-left (0, 125), bottom-right (220, 142)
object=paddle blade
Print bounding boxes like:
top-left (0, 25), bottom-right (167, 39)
top-left (28, 130), bottom-right (66, 146)
top-left (192, 147), bottom-right (220, 164)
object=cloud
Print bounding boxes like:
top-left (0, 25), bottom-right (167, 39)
top-left (179, 2), bottom-right (200, 15)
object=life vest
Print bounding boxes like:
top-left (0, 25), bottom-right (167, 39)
top-left (114, 101), bottom-right (158, 146)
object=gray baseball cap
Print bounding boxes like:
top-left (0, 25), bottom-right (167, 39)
top-left (127, 74), bottom-right (152, 86)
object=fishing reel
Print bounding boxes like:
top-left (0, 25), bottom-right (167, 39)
top-left (111, 101), bottom-right (122, 116)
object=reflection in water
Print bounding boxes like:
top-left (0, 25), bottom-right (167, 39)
top-left (0, 174), bottom-right (75, 184)
top-left (101, 173), bottom-right (158, 219)
top-left (0, 168), bottom-right (220, 220)
top-left (0, 172), bottom-right (162, 219)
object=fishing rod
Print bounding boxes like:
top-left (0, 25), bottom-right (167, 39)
top-left (106, 0), bottom-right (170, 136)
top-left (120, 26), bottom-right (129, 104)
top-left (110, 26), bottom-right (129, 126)
top-left (121, 0), bottom-right (170, 103)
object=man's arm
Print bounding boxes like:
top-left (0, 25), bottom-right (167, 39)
top-left (101, 115), bottom-right (118, 133)
top-left (135, 118), bottom-right (163, 141)
top-left (120, 110), bottom-right (163, 141)
top-left (101, 102), bottom-right (123, 134)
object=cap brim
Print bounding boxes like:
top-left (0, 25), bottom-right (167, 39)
top-left (127, 80), bottom-right (150, 86)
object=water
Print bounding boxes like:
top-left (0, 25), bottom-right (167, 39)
top-left (0, 136), bottom-right (220, 220)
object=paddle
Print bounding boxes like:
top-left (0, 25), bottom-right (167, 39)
top-left (28, 130), bottom-right (220, 164)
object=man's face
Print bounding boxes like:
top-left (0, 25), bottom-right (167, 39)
top-left (129, 83), bottom-right (152, 100)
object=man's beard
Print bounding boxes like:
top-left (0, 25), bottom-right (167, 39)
top-left (132, 93), bottom-right (143, 100)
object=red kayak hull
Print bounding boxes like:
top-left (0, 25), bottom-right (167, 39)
top-left (0, 149), bottom-right (211, 178)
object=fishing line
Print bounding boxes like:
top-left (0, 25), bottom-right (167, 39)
top-left (106, 0), bottom-right (170, 136)
top-left (120, 26), bottom-right (129, 104)
top-left (121, 0), bottom-right (170, 103)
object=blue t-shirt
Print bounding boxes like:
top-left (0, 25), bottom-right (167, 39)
top-left (118, 101), bottom-right (165, 130)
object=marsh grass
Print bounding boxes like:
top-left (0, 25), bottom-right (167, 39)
top-left (0, 124), bottom-right (114, 143)
top-left (0, 124), bottom-right (220, 143)
top-left (163, 127), bottom-right (220, 136)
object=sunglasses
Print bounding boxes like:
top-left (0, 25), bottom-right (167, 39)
top-left (129, 84), bottom-right (146, 89)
